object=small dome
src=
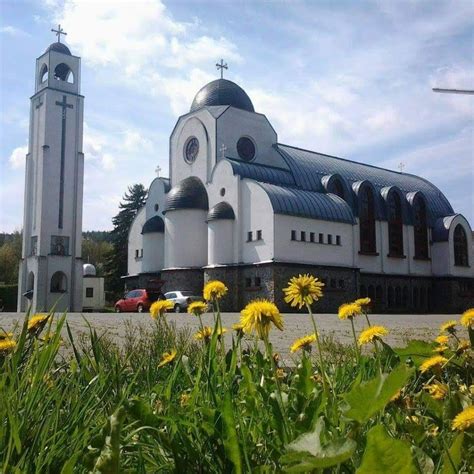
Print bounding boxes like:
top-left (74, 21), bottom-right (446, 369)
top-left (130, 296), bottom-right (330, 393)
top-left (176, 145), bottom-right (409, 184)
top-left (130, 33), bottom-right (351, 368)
top-left (83, 263), bottom-right (96, 276)
top-left (190, 79), bottom-right (255, 113)
top-left (164, 176), bottom-right (209, 213)
top-left (207, 202), bottom-right (236, 221)
top-left (46, 42), bottom-right (72, 55)
top-left (142, 215), bottom-right (165, 234)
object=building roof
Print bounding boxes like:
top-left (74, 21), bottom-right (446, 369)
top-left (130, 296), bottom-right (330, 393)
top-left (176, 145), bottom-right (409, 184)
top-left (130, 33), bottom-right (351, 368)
top-left (83, 263), bottom-right (96, 276)
top-left (46, 42), bottom-right (71, 55)
top-left (207, 201), bottom-right (236, 221)
top-left (432, 214), bottom-right (459, 242)
top-left (164, 176), bottom-right (209, 213)
top-left (228, 158), bottom-right (295, 187)
top-left (258, 182), bottom-right (355, 224)
top-left (190, 79), bottom-right (255, 113)
top-left (142, 215), bottom-right (165, 234)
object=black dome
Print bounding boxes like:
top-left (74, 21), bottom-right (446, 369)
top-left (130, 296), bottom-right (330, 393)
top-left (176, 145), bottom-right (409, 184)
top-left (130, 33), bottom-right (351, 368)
top-left (164, 177), bottom-right (209, 213)
top-left (207, 202), bottom-right (235, 221)
top-left (190, 79), bottom-right (255, 113)
top-left (46, 42), bottom-right (72, 55)
top-left (142, 215), bottom-right (165, 234)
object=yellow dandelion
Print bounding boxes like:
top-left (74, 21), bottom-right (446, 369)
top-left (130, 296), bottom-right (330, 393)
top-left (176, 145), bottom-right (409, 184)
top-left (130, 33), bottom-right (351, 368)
top-left (27, 313), bottom-right (49, 332)
top-left (338, 303), bottom-right (362, 320)
top-left (203, 280), bottom-right (228, 301)
top-left (435, 335), bottom-right (449, 345)
top-left (150, 300), bottom-right (174, 319)
top-left (440, 320), bottom-right (457, 333)
top-left (194, 326), bottom-right (213, 341)
top-left (290, 333), bottom-right (317, 353)
top-left (420, 355), bottom-right (448, 373)
top-left (390, 389), bottom-right (402, 402)
top-left (283, 274), bottom-right (324, 309)
top-left (452, 405), bottom-right (474, 431)
top-left (187, 301), bottom-right (208, 316)
top-left (456, 339), bottom-right (470, 354)
top-left (460, 308), bottom-right (474, 328)
top-left (180, 393), bottom-right (191, 407)
top-left (433, 345), bottom-right (449, 354)
top-left (217, 327), bottom-right (227, 338)
top-left (354, 297), bottom-right (371, 309)
top-left (158, 349), bottom-right (177, 368)
top-left (0, 331), bottom-right (13, 340)
top-left (358, 325), bottom-right (388, 345)
top-left (0, 338), bottom-right (16, 354)
top-left (240, 299), bottom-right (283, 339)
top-left (424, 381), bottom-right (449, 400)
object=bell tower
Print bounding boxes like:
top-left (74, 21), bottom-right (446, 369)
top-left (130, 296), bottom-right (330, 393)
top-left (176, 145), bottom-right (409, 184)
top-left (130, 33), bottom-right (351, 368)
top-left (18, 27), bottom-right (84, 312)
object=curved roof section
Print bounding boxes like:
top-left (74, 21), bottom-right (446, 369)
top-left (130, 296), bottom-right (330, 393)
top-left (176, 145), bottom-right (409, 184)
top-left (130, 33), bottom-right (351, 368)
top-left (277, 144), bottom-right (454, 220)
top-left (432, 214), bottom-right (459, 242)
top-left (190, 79), bottom-right (255, 113)
top-left (46, 42), bottom-right (71, 55)
top-left (380, 186), bottom-right (411, 224)
top-left (83, 263), bottom-right (96, 276)
top-left (259, 183), bottom-right (355, 224)
top-left (164, 176), bottom-right (208, 213)
top-left (228, 158), bottom-right (295, 187)
top-left (207, 201), bottom-right (236, 221)
top-left (142, 215), bottom-right (165, 234)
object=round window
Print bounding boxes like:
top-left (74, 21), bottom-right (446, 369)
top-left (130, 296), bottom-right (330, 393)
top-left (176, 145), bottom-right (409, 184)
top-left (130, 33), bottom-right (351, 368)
top-left (154, 204), bottom-right (159, 212)
top-left (237, 136), bottom-right (256, 161)
top-left (220, 188), bottom-right (226, 197)
top-left (184, 136), bottom-right (199, 164)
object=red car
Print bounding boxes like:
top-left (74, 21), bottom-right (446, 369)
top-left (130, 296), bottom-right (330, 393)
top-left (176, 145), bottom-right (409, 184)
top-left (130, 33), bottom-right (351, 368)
top-left (114, 289), bottom-right (153, 313)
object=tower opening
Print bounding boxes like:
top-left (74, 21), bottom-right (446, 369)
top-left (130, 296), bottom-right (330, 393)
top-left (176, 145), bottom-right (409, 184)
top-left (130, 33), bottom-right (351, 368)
top-left (50, 271), bottom-right (68, 293)
top-left (54, 63), bottom-right (74, 83)
top-left (39, 64), bottom-right (48, 83)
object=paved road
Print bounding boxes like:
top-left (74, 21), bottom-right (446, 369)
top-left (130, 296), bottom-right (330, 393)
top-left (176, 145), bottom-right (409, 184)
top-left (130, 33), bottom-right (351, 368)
top-left (0, 311), bottom-right (465, 361)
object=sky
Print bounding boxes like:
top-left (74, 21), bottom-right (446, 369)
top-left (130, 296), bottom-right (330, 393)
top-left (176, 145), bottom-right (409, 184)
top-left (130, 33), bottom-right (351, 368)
top-left (0, 0), bottom-right (473, 232)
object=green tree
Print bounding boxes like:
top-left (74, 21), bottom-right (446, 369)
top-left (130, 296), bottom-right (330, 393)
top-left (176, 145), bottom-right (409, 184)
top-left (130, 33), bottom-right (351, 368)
top-left (82, 238), bottom-right (113, 276)
top-left (0, 231), bottom-right (22, 284)
top-left (104, 184), bottom-right (147, 299)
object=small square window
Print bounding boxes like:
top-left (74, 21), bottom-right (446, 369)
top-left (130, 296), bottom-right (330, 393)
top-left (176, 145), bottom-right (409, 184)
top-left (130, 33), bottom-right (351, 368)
top-left (140, 249), bottom-right (143, 257)
top-left (86, 287), bottom-right (94, 298)
top-left (245, 277), bottom-right (252, 288)
top-left (319, 233), bottom-right (324, 243)
top-left (247, 231), bottom-right (253, 242)
top-left (291, 230), bottom-right (296, 241)
top-left (336, 235), bottom-right (341, 245)
top-left (301, 231), bottom-right (306, 242)
top-left (256, 230), bottom-right (262, 240)
top-left (327, 235), bottom-right (332, 245)
top-left (255, 277), bottom-right (261, 287)
top-left (135, 249), bottom-right (139, 258)
top-left (310, 232), bottom-right (315, 243)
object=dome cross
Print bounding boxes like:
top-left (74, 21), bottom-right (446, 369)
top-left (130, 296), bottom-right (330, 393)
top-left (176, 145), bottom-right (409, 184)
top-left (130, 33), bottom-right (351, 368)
top-left (216, 59), bottom-right (228, 79)
top-left (51, 24), bottom-right (67, 43)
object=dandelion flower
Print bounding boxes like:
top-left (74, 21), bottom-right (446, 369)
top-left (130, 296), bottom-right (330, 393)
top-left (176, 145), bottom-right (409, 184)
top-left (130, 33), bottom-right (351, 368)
top-left (420, 355), bottom-right (448, 373)
top-left (456, 339), bottom-right (470, 354)
top-left (0, 331), bottom-right (13, 340)
top-left (283, 274), bottom-right (324, 309)
top-left (27, 313), bottom-right (49, 332)
top-left (180, 392), bottom-right (191, 407)
top-left (0, 338), bottom-right (16, 354)
top-left (338, 303), bottom-right (362, 320)
top-left (150, 300), bottom-right (174, 319)
top-left (203, 280), bottom-right (228, 301)
top-left (435, 335), bottom-right (449, 345)
top-left (452, 406), bottom-right (474, 431)
top-left (194, 326), bottom-right (213, 342)
top-left (158, 349), bottom-right (177, 368)
top-left (354, 297), bottom-right (371, 309)
top-left (290, 333), bottom-right (317, 353)
top-left (187, 301), bottom-right (208, 316)
top-left (460, 308), bottom-right (474, 328)
top-left (358, 325), bottom-right (388, 345)
top-left (424, 381), bottom-right (448, 400)
top-left (240, 299), bottom-right (283, 339)
top-left (433, 345), bottom-right (449, 354)
top-left (217, 327), bottom-right (227, 339)
top-left (440, 320), bottom-right (457, 333)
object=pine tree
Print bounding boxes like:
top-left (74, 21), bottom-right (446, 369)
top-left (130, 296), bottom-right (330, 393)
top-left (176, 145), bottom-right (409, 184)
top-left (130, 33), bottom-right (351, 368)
top-left (104, 184), bottom-right (147, 299)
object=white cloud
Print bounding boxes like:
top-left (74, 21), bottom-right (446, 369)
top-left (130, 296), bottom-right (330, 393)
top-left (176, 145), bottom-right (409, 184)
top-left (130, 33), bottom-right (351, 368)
top-left (0, 26), bottom-right (28, 36)
top-left (365, 107), bottom-right (400, 132)
top-left (123, 130), bottom-right (153, 152)
top-left (101, 153), bottom-right (116, 170)
top-left (8, 145), bottom-right (28, 169)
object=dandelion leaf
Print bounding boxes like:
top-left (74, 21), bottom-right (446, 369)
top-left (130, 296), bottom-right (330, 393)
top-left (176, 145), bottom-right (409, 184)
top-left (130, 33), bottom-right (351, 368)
top-left (220, 392), bottom-right (243, 474)
top-left (357, 425), bottom-right (416, 474)
top-left (342, 363), bottom-right (414, 423)
top-left (394, 340), bottom-right (436, 367)
top-left (281, 418), bottom-right (356, 471)
top-left (441, 433), bottom-right (464, 474)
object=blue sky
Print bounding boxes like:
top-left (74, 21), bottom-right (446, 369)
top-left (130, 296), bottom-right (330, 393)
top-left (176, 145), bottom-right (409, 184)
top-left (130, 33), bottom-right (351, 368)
top-left (1, 0), bottom-right (473, 232)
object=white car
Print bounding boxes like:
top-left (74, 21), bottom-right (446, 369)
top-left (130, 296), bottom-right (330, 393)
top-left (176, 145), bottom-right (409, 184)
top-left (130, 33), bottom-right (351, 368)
top-left (164, 291), bottom-right (203, 313)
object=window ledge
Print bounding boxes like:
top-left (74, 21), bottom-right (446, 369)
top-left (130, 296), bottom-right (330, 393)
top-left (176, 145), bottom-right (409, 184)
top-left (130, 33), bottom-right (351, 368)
top-left (49, 253), bottom-right (70, 257)
top-left (387, 253), bottom-right (406, 259)
top-left (454, 263), bottom-right (470, 268)
top-left (413, 256), bottom-right (431, 261)
top-left (358, 251), bottom-right (379, 256)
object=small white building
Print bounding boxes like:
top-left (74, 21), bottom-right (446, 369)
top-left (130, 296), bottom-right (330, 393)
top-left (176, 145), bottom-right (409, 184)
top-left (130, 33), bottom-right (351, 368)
top-left (124, 78), bottom-right (473, 313)
top-left (82, 264), bottom-right (105, 311)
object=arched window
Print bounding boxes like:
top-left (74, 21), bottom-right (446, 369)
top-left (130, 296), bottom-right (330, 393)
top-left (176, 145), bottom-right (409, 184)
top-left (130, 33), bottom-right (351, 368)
top-left (332, 179), bottom-right (345, 200)
top-left (359, 186), bottom-right (376, 253)
top-left (454, 224), bottom-right (469, 266)
top-left (50, 271), bottom-right (67, 293)
top-left (54, 63), bottom-right (74, 83)
top-left (39, 64), bottom-right (48, 83)
top-left (388, 192), bottom-right (403, 256)
top-left (27, 272), bottom-right (35, 292)
top-left (413, 196), bottom-right (428, 258)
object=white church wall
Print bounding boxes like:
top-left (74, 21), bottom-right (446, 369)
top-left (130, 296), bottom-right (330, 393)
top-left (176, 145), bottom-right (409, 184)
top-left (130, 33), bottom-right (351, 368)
top-left (127, 207), bottom-right (146, 276)
top-left (170, 110), bottom-right (216, 186)
top-left (208, 220), bottom-right (234, 265)
top-left (142, 233), bottom-right (164, 272)
top-left (146, 178), bottom-right (168, 220)
top-left (274, 215), bottom-right (354, 266)
top-left (164, 209), bottom-right (208, 268)
top-left (240, 180), bottom-right (274, 263)
top-left (215, 108), bottom-right (288, 169)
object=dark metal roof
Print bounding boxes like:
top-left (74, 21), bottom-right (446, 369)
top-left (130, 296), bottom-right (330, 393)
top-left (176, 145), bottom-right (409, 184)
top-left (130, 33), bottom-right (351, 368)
top-left (277, 144), bottom-right (454, 221)
top-left (207, 201), bottom-right (236, 221)
top-left (380, 186), bottom-right (411, 224)
top-left (190, 79), bottom-right (255, 113)
top-left (164, 176), bottom-right (209, 213)
top-left (228, 158), bottom-right (295, 187)
top-left (432, 214), bottom-right (459, 242)
top-left (46, 42), bottom-right (71, 55)
top-left (142, 215), bottom-right (165, 234)
top-left (258, 183), bottom-right (355, 224)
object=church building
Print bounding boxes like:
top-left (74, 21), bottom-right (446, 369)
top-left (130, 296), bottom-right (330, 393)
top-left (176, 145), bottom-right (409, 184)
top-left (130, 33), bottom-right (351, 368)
top-left (127, 66), bottom-right (473, 313)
